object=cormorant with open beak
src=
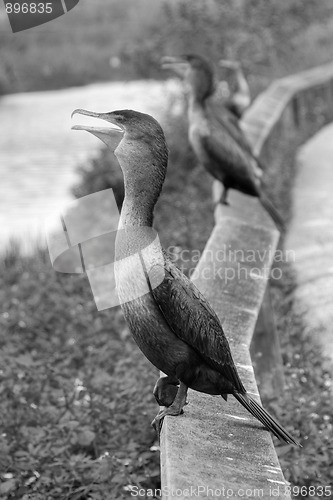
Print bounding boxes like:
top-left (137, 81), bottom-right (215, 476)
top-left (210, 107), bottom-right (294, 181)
top-left (162, 54), bottom-right (285, 232)
top-left (71, 108), bottom-right (300, 446)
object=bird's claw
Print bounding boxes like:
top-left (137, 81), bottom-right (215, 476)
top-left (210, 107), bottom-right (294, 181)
top-left (151, 414), bottom-right (164, 438)
top-left (151, 411), bottom-right (166, 441)
top-left (151, 406), bottom-right (185, 440)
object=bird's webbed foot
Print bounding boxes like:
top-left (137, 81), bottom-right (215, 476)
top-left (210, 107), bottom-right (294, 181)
top-left (151, 382), bottom-right (188, 439)
top-left (153, 375), bottom-right (179, 407)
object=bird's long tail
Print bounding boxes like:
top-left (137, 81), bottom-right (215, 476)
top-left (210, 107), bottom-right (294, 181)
top-left (259, 192), bottom-right (285, 233)
top-left (233, 392), bottom-right (301, 446)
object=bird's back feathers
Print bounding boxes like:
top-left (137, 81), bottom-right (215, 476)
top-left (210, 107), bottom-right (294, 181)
top-left (150, 257), bottom-right (246, 394)
top-left (201, 125), bottom-right (261, 196)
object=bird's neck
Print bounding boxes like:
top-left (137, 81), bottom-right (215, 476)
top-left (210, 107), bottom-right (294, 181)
top-left (235, 68), bottom-right (249, 96)
top-left (120, 192), bottom-right (154, 228)
top-left (187, 70), bottom-right (215, 106)
top-left (188, 84), bottom-right (209, 108)
top-left (188, 92), bottom-right (207, 122)
top-left (116, 142), bottom-right (164, 229)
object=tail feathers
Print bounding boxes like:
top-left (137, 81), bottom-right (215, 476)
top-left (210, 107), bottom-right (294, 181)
top-left (259, 193), bottom-right (285, 233)
top-left (233, 392), bottom-right (301, 447)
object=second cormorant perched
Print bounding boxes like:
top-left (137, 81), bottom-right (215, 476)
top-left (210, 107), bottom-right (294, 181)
top-left (219, 59), bottom-right (251, 119)
top-left (162, 54), bottom-right (285, 232)
top-left (71, 108), bottom-right (300, 446)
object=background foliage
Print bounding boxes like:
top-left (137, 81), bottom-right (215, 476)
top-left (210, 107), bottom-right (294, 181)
top-left (1, 0), bottom-right (333, 93)
top-left (0, 245), bottom-right (161, 499)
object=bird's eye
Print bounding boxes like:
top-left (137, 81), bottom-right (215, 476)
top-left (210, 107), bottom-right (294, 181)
top-left (112, 114), bottom-right (124, 122)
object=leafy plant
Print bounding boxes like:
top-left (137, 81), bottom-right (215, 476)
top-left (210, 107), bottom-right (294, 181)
top-left (0, 246), bottom-right (160, 499)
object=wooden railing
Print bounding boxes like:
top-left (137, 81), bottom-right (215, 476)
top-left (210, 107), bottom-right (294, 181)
top-left (160, 62), bottom-right (333, 499)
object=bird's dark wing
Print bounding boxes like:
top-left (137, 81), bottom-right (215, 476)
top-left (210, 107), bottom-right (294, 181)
top-left (206, 99), bottom-right (266, 172)
top-left (206, 99), bottom-right (252, 153)
top-left (149, 257), bottom-right (245, 392)
top-left (224, 99), bottom-right (242, 120)
top-left (201, 118), bottom-right (261, 195)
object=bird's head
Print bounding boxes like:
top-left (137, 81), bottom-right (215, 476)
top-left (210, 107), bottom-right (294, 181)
top-left (72, 109), bottom-right (168, 222)
top-left (72, 108), bottom-right (168, 178)
top-left (162, 54), bottom-right (216, 102)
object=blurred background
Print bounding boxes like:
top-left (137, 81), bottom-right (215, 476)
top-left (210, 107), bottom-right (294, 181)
top-left (1, 0), bottom-right (333, 94)
top-left (1, 1), bottom-right (333, 499)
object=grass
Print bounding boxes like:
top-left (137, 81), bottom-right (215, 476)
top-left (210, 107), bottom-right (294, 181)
top-left (0, 245), bottom-right (161, 500)
top-left (271, 263), bottom-right (333, 494)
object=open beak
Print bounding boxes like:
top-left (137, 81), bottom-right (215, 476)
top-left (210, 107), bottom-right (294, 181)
top-left (161, 56), bottom-right (189, 77)
top-left (71, 109), bottom-right (124, 151)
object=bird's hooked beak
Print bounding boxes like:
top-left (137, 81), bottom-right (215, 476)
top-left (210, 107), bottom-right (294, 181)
top-left (71, 109), bottom-right (124, 151)
top-left (161, 56), bottom-right (189, 77)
